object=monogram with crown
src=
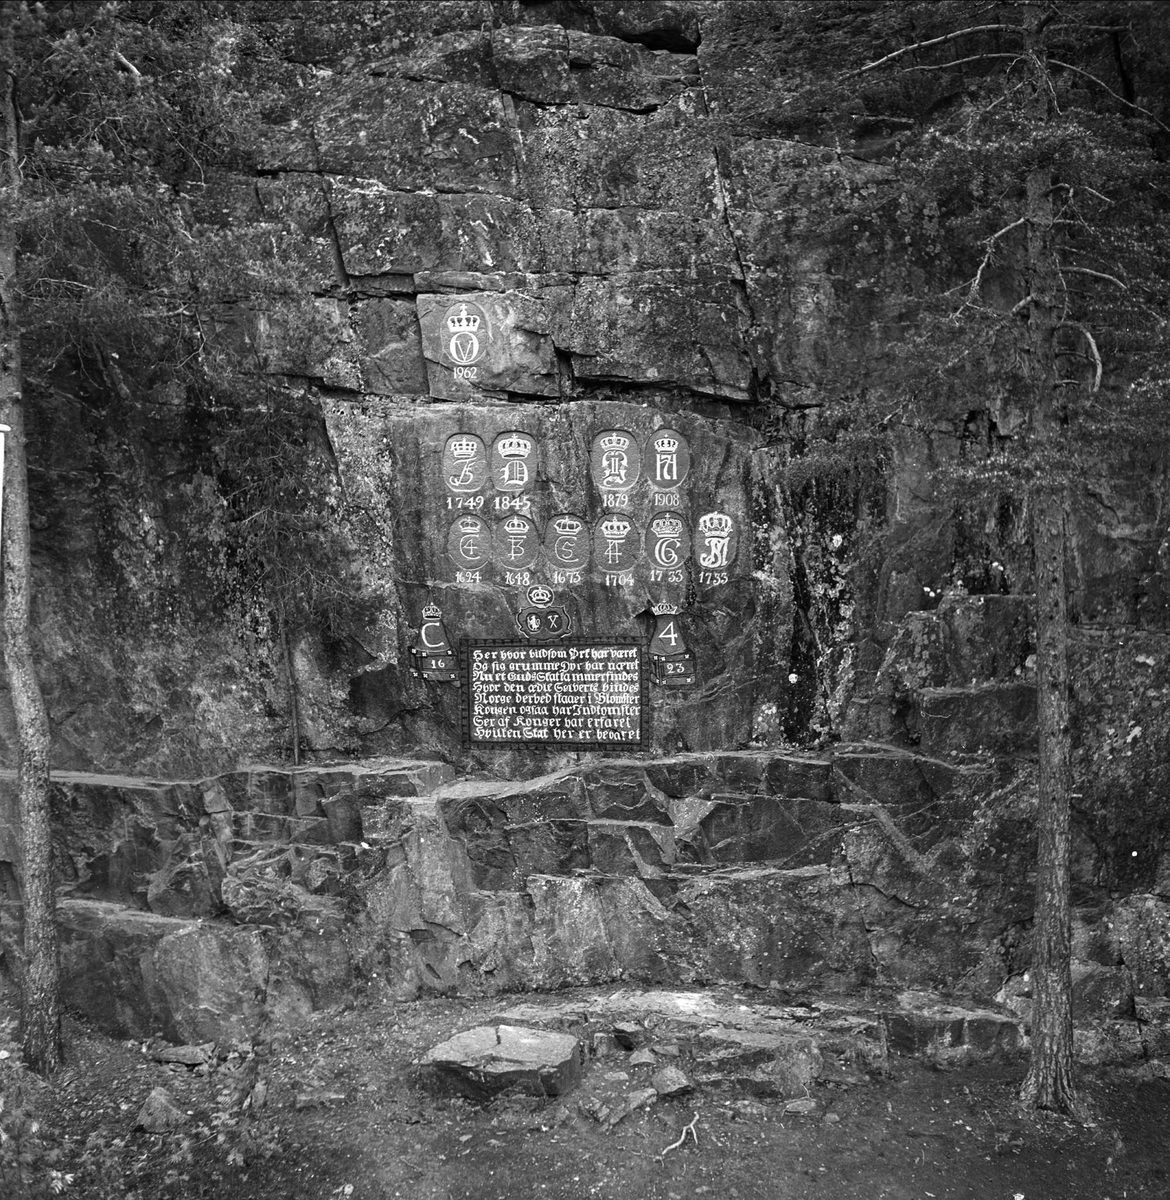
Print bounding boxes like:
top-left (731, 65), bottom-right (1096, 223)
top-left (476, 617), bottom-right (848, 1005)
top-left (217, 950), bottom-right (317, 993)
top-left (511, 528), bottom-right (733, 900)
top-left (442, 432), bottom-right (488, 494)
top-left (491, 431), bottom-right (535, 493)
top-left (697, 511), bottom-right (736, 570)
top-left (440, 425), bottom-right (737, 592)
top-left (544, 514), bottom-right (589, 571)
top-left (493, 512), bottom-right (539, 570)
top-left (443, 301), bottom-right (488, 368)
top-left (590, 429), bottom-right (641, 494)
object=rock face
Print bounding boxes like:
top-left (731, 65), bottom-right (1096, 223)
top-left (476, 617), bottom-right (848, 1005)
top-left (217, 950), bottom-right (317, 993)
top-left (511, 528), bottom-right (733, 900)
top-left (11, 743), bottom-right (1162, 1064)
top-left (0, 0), bottom-right (1162, 783)
top-left (0, 1), bottom-right (1167, 1069)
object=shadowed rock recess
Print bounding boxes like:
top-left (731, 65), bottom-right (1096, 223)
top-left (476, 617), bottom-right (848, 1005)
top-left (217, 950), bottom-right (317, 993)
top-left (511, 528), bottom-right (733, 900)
top-left (1, 1), bottom-right (1169, 1071)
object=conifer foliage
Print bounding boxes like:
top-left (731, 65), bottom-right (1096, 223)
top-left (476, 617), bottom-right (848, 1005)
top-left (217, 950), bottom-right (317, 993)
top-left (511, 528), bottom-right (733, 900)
top-left (1, 0), bottom-right (348, 1068)
top-left (717, 0), bottom-right (1170, 1115)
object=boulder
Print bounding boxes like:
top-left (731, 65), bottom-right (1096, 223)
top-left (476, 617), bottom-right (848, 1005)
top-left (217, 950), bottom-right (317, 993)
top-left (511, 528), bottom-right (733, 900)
top-left (651, 1064), bottom-right (692, 1097)
top-left (146, 924), bottom-right (270, 1045)
top-left (691, 1028), bottom-right (822, 1099)
top-left (136, 1087), bottom-right (187, 1132)
top-left (884, 991), bottom-right (1024, 1065)
top-left (58, 899), bottom-right (196, 1041)
top-left (424, 1025), bottom-right (584, 1098)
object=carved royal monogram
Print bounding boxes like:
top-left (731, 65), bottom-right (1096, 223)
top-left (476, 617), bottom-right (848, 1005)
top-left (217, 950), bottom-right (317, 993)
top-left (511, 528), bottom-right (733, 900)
top-left (696, 511), bottom-right (736, 570)
top-left (490, 431), bottom-right (536, 493)
top-left (442, 302), bottom-right (489, 367)
top-left (590, 430), bottom-right (641, 493)
top-left (646, 428), bottom-right (690, 490)
top-left (592, 513), bottom-right (639, 571)
top-left (492, 513), bottom-right (540, 570)
top-left (447, 513), bottom-right (490, 570)
top-left (543, 514), bottom-right (589, 571)
top-left (442, 432), bottom-right (489, 494)
top-left (645, 514), bottom-right (690, 570)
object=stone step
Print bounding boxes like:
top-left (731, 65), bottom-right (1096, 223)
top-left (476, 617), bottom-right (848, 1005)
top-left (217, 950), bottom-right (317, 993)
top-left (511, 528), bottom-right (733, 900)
top-left (494, 986), bottom-right (1025, 1077)
top-left (17, 759), bottom-right (454, 910)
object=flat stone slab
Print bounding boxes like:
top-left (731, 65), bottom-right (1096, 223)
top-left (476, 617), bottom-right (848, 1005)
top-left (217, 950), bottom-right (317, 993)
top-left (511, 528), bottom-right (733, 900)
top-left (424, 1024), bottom-right (584, 1098)
top-left (885, 990), bottom-right (1024, 1063)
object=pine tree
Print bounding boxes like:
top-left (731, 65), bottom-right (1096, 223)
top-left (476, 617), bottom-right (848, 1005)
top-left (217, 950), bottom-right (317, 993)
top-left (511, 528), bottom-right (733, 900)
top-left (712, 0), bottom-right (1170, 1115)
top-left (2, 0), bottom-right (336, 1067)
top-left (1, 0), bottom-right (58, 1075)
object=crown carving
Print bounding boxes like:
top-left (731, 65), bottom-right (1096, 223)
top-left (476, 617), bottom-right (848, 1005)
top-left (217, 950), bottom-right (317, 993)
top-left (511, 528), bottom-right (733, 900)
top-left (448, 435), bottom-right (479, 460)
top-left (698, 512), bottom-right (733, 537)
top-left (601, 516), bottom-right (632, 540)
top-left (599, 431), bottom-right (631, 452)
top-left (457, 515), bottom-right (483, 533)
top-left (422, 603), bottom-right (442, 620)
top-left (651, 515), bottom-right (684, 538)
top-left (552, 516), bottom-right (583, 536)
top-left (653, 433), bottom-right (680, 454)
top-left (527, 584), bottom-right (554, 608)
top-left (446, 304), bottom-right (481, 333)
top-left (503, 515), bottom-right (530, 535)
top-left (651, 601), bottom-right (681, 616)
top-left (496, 433), bottom-right (533, 459)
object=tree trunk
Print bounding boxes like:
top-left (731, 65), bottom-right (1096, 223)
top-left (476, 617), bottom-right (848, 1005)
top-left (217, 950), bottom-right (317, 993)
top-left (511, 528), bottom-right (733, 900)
top-left (0, 0), bottom-right (61, 1074)
top-left (1019, 487), bottom-right (1079, 1114)
top-left (1017, 12), bottom-right (1079, 1116)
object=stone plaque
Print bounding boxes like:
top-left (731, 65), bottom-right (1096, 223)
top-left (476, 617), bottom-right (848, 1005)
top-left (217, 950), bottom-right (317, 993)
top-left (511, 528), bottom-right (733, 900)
top-left (462, 640), bottom-right (648, 748)
top-left (543, 514), bottom-right (589, 572)
top-left (490, 430), bottom-right (537, 493)
top-left (447, 514), bottom-right (491, 571)
top-left (442, 432), bottom-right (489, 494)
top-left (493, 514), bottom-right (540, 570)
top-left (590, 430), bottom-right (640, 498)
top-left (695, 512), bottom-right (738, 574)
top-left (644, 514), bottom-right (690, 571)
top-left (592, 514), bottom-right (640, 572)
top-left (646, 428), bottom-right (690, 491)
top-left (418, 292), bottom-right (559, 400)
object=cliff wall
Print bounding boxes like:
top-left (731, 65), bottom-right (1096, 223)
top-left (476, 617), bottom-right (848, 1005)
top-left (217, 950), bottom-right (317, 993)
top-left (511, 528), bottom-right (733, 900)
top-left (1, 1), bottom-right (1168, 1040)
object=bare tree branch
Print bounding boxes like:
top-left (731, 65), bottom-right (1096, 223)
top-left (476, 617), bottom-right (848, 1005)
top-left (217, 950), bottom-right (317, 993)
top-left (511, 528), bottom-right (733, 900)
top-left (958, 215), bottom-right (1030, 311)
top-left (1064, 266), bottom-right (1127, 290)
top-left (113, 50), bottom-right (141, 79)
top-left (850, 24), bottom-right (1027, 76)
top-left (1049, 59), bottom-right (1170, 132)
top-left (1062, 322), bottom-right (1103, 391)
top-left (899, 52), bottom-right (1025, 72)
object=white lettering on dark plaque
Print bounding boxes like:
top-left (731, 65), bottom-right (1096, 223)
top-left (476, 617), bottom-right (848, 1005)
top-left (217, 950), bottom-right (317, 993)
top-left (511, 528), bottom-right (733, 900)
top-left (467, 643), bottom-right (644, 746)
